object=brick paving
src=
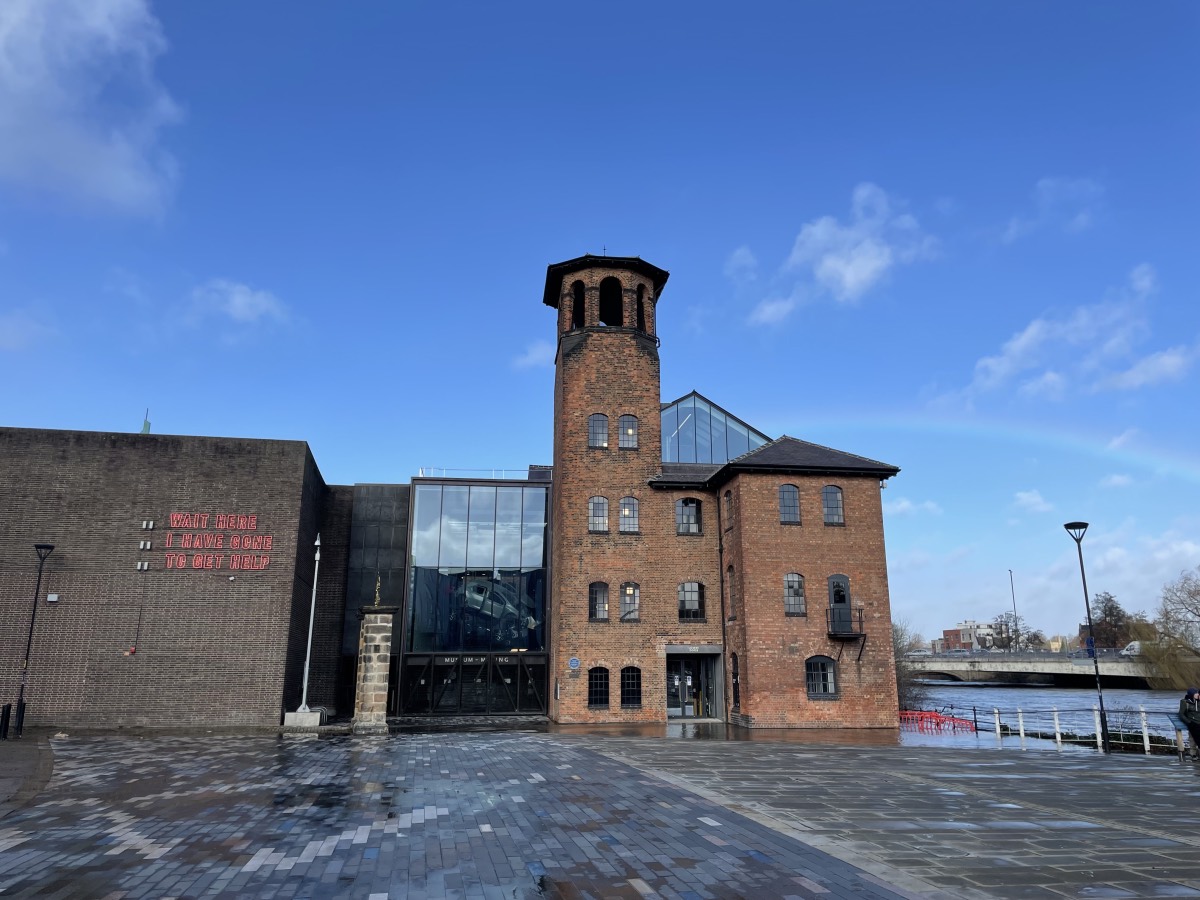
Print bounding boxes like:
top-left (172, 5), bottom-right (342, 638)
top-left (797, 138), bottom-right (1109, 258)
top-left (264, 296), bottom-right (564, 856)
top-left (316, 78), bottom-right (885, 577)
top-left (3, 728), bottom-right (1200, 898)
top-left (0, 732), bottom-right (916, 899)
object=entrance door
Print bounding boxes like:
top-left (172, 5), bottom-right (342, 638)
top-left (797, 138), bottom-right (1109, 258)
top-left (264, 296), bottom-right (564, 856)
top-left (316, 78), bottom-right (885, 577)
top-left (666, 658), bottom-right (709, 719)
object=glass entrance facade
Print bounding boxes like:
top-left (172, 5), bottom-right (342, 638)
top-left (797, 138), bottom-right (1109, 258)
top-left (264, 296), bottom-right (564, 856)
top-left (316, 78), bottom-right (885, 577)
top-left (401, 481), bottom-right (548, 714)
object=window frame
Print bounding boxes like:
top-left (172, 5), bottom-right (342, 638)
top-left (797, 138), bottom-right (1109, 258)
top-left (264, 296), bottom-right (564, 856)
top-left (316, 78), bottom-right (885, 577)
top-left (620, 666), bottom-right (642, 708)
top-left (588, 414), bottom-right (609, 449)
top-left (618, 414), bottom-right (639, 449)
top-left (784, 573), bottom-right (807, 617)
top-left (588, 667), bottom-right (610, 708)
top-left (779, 483), bottom-right (801, 525)
top-left (677, 581), bottom-right (705, 622)
top-left (726, 565), bottom-right (737, 620)
top-left (619, 582), bottom-right (640, 622)
top-left (805, 656), bottom-right (838, 699)
top-left (588, 582), bottom-right (609, 621)
top-left (675, 498), bottom-right (702, 535)
top-left (618, 496), bottom-right (640, 533)
top-left (588, 496), bottom-right (609, 533)
top-left (822, 484), bottom-right (845, 526)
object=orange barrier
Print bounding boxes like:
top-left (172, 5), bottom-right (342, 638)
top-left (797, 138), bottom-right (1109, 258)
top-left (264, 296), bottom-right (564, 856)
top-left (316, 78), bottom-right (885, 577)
top-left (899, 710), bottom-right (976, 732)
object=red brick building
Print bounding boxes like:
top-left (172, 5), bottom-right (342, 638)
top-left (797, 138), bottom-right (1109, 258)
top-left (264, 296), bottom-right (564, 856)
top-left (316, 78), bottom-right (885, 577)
top-left (0, 254), bottom-right (900, 730)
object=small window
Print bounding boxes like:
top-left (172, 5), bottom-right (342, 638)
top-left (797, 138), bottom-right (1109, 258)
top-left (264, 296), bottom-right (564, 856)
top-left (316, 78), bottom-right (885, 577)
top-left (571, 280), bottom-right (585, 330)
top-left (620, 666), bottom-right (642, 707)
top-left (620, 582), bottom-right (640, 621)
top-left (619, 497), bottom-right (639, 533)
top-left (599, 276), bottom-right (623, 327)
top-left (779, 484), bottom-right (800, 524)
top-left (678, 582), bottom-right (705, 621)
top-left (588, 414), bottom-right (609, 449)
top-left (731, 653), bottom-right (740, 708)
top-left (675, 498), bottom-right (702, 534)
top-left (618, 415), bottom-right (638, 449)
top-left (588, 667), bottom-right (610, 707)
top-left (724, 490), bottom-right (733, 525)
top-left (588, 496), bottom-right (609, 532)
top-left (636, 284), bottom-right (647, 332)
top-left (784, 573), bottom-right (806, 616)
top-left (589, 582), bottom-right (609, 621)
top-left (822, 485), bottom-right (845, 526)
top-left (806, 656), bottom-right (838, 698)
top-left (726, 565), bottom-right (736, 619)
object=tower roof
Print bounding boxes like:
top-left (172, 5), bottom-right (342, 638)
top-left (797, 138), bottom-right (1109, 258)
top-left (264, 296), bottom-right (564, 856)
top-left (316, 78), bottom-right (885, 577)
top-left (543, 254), bottom-right (670, 308)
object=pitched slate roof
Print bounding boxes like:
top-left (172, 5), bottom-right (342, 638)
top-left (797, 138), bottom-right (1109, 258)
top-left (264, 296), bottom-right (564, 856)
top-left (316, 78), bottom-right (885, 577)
top-left (649, 436), bottom-right (898, 490)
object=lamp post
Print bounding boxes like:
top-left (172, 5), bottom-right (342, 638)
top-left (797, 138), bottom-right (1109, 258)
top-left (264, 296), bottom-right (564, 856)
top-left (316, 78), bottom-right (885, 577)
top-left (297, 535), bottom-right (320, 713)
top-left (1008, 569), bottom-right (1019, 654)
top-left (16, 544), bottom-right (55, 738)
top-left (1064, 522), bottom-right (1110, 753)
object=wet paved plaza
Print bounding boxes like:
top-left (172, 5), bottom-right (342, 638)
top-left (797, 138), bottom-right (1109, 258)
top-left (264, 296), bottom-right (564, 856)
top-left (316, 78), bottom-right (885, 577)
top-left (1, 728), bottom-right (1200, 898)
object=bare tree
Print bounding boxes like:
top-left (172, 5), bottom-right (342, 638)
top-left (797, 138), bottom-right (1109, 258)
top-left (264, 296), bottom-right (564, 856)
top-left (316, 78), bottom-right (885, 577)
top-left (892, 619), bottom-right (929, 710)
top-left (1140, 567), bottom-right (1200, 690)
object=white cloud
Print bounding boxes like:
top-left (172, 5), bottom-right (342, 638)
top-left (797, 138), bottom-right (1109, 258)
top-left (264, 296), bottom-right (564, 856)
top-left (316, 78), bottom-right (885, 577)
top-left (784, 183), bottom-right (937, 303)
top-left (0, 0), bottom-right (181, 218)
top-left (1002, 177), bottom-right (1105, 243)
top-left (190, 279), bottom-right (286, 325)
top-left (747, 297), bottom-right (795, 326)
top-left (1018, 370), bottom-right (1066, 400)
top-left (512, 340), bottom-right (555, 369)
top-left (1108, 428), bottom-right (1137, 449)
top-left (1101, 345), bottom-right (1196, 391)
top-left (1013, 489), bottom-right (1053, 514)
top-left (723, 245), bottom-right (757, 284)
top-left (1099, 474), bottom-right (1132, 489)
top-left (884, 497), bottom-right (943, 517)
top-left (0, 308), bottom-right (54, 350)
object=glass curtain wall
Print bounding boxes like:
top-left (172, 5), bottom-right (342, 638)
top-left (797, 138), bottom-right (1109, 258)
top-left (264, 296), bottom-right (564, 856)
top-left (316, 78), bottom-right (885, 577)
top-left (408, 482), bottom-right (548, 653)
top-left (661, 393), bottom-right (770, 464)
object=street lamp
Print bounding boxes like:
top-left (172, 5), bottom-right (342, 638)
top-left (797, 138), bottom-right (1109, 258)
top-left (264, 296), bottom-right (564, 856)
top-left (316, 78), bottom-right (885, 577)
top-left (1064, 522), bottom-right (1110, 753)
top-left (297, 534), bottom-right (321, 713)
top-left (16, 543), bottom-right (55, 738)
top-left (1008, 569), bottom-right (1019, 654)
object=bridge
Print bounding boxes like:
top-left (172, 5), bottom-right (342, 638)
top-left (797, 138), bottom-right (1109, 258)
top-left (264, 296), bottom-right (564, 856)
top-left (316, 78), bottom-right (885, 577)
top-left (906, 651), bottom-right (1156, 687)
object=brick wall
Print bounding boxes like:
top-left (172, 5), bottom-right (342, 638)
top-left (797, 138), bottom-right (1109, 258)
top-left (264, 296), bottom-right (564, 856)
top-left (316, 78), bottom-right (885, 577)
top-left (724, 472), bottom-right (899, 728)
top-left (0, 427), bottom-right (337, 728)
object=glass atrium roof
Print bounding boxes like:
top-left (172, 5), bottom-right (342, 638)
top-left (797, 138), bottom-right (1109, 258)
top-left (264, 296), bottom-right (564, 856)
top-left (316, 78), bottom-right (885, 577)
top-left (661, 392), bottom-right (770, 464)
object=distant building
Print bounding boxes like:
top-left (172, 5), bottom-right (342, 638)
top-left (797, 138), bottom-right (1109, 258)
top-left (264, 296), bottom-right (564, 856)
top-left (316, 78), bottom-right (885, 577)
top-left (941, 619), bottom-right (995, 651)
top-left (0, 255), bottom-right (902, 730)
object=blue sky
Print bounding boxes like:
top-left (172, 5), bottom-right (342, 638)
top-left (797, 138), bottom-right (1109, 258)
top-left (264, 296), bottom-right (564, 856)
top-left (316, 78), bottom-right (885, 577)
top-left (2, 1), bottom-right (1197, 642)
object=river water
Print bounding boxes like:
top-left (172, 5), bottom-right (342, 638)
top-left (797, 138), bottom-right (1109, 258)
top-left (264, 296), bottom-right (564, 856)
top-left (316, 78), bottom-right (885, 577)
top-left (911, 681), bottom-right (1187, 750)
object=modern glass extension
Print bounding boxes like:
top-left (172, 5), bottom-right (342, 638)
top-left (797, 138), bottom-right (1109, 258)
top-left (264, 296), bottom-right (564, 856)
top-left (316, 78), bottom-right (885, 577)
top-left (661, 391), bottom-right (770, 464)
top-left (400, 480), bottom-right (548, 714)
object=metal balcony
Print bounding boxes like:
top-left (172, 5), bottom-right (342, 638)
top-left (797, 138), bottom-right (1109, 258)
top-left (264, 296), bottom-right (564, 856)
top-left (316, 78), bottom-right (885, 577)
top-left (826, 607), bottom-right (865, 641)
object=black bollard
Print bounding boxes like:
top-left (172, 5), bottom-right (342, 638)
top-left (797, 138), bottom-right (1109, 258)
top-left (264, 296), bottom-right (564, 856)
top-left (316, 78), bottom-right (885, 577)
top-left (0, 703), bottom-right (9, 740)
top-left (14, 700), bottom-right (25, 738)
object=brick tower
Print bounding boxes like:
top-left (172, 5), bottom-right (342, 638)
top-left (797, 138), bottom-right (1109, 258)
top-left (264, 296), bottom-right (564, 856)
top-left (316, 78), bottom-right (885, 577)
top-left (545, 255), bottom-right (700, 723)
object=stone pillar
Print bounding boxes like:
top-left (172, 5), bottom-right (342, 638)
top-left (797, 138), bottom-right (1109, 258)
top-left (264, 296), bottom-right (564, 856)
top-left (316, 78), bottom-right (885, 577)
top-left (351, 606), bottom-right (399, 735)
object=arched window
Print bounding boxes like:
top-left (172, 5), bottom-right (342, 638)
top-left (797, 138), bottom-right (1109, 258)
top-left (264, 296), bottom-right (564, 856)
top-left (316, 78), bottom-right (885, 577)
top-left (784, 573), bottom-right (806, 616)
top-left (678, 582), bottom-right (705, 621)
top-left (675, 498), bottom-right (702, 534)
top-left (588, 497), bottom-right (609, 532)
top-left (588, 667), bottom-right (610, 707)
top-left (724, 490), bottom-right (733, 524)
top-left (779, 484), bottom-right (800, 524)
top-left (726, 565), bottom-right (736, 619)
top-left (828, 574), bottom-right (851, 633)
top-left (805, 656), bottom-right (837, 698)
top-left (571, 280), bottom-right (585, 330)
top-left (636, 284), bottom-right (646, 332)
top-left (618, 414), bottom-right (638, 449)
top-left (731, 653), bottom-right (740, 708)
top-left (588, 413), bottom-right (608, 449)
top-left (619, 582), bottom-right (640, 621)
top-left (619, 496), bottom-right (639, 532)
top-left (822, 485), bottom-right (845, 526)
top-left (589, 582), bottom-right (609, 621)
top-left (620, 666), bottom-right (642, 707)
top-left (599, 276), bottom-right (623, 327)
